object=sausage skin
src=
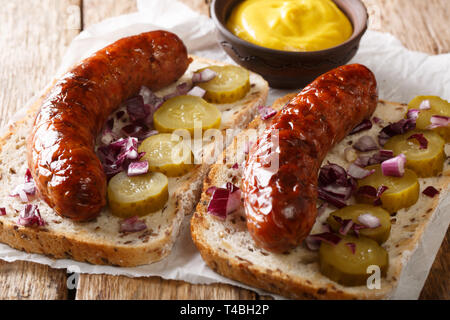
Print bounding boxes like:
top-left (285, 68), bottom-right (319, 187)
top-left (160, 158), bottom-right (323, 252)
top-left (242, 64), bottom-right (378, 252)
top-left (27, 31), bottom-right (190, 221)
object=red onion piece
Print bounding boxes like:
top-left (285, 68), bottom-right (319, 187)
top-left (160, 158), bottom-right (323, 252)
top-left (349, 119), bottom-right (373, 135)
top-left (372, 117), bottom-right (383, 124)
top-left (407, 133), bottom-right (428, 149)
top-left (347, 163), bottom-right (375, 179)
top-left (406, 109), bottom-right (420, 121)
top-left (98, 137), bottom-right (143, 178)
top-left (339, 219), bottom-right (354, 235)
top-left (120, 216), bottom-right (147, 233)
top-left (206, 186), bottom-right (218, 195)
top-left (318, 189), bottom-right (347, 208)
top-left (378, 119), bottom-right (416, 145)
top-left (187, 86), bottom-right (206, 97)
top-left (207, 183), bottom-right (241, 220)
top-left (17, 204), bottom-right (45, 227)
top-left (232, 163), bottom-right (239, 169)
top-left (0, 208), bottom-right (6, 216)
top-left (163, 82), bottom-right (193, 100)
top-left (381, 153), bottom-right (406, 177)
top-left (192, 68), bottom-right (217, 83)
top-left (127, 161), bottom-right (149, 176)
top-left (422, 186), bottom-right (440, 198)
top-left (258, 105), bottom-right (277, 120)
top-left (345, 242), bottom-right (356, 254)
top-left (357, 213), bottom-right (381, 228)
top-left (307, 232), bottom-right (342, 246)
top-left (419, 100), bottom-right (431, 110)
top-left (305, 235), bottom-right (321, 251)
top-left (428, 115), bottom-right (450, 129)
top-left (353, 135), bottom-right (379, 152)
top-left (125, 95), bottom-right (149, 122)
top-left (10, 170), bottom-right (37, 202)
top-left (139, 86), bottom-right (164, 109)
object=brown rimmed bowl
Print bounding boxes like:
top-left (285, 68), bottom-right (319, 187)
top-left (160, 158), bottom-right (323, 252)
top-left (210, 0), bottom-right (368, 88)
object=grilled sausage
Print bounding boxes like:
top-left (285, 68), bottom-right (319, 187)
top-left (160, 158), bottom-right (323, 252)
top-left (242, 64), bottom-right (378, 252)
top-left (27, 30), bottom-right (190, 221)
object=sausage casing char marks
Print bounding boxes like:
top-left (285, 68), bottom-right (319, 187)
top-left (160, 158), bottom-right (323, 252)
top-left (27, 31), bottom-right (190, 221)
top-left (242, 64), bottom-right (378, 253)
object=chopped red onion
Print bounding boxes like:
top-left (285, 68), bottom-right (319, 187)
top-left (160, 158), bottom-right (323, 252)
top-left (321, 184), bottom-right (353, 200)
top-left (0, 208), bottom-right (6, 216)
top-left (381, 153), bottom-right (406, 177)
top-left (349, 119), bottom-right (373, 135)
top-left (17, 204), bottom-right (45, 227)
top-left (206, 186), bottom-right (218, 195)
top-left (357, 213), bottom-right (381, 228)
top-left (353, 135), bottom-right (379, 152)
top-left (116, 110), bottom-right (125, 120)
top-left (125, 96), bottom-right (150, 122)
top-left (192, 68), bottom-right (217, 83)
top-left (419, 100), bottom-right (431, 110)
top-left (127, 161), bottom-right (149, 176)
top-left (406, 109), bottom-right (420, 121)
top-left (187, 86), bottom-right (206, 97)
top-left (347, 163), bottom-right (375, 179)
top-left (307, 232), bottom-right (341, 246)
top-left (318, 163), bottom-right (357, 208)
top-left (422, 186), bottom-right (440, 198)
top-left (378, 119), bottom-right (415, 145)
top-left (407, 133), bottom-right (428, 149)
top-left (339, 219), bottom-right (354, 235)
top-left (345, 242), bottom-right (356, 254)
top-left (258, 105), bottom-right (277, 120)
top-left (207, 183), bottom-right (241, 220)
top-left (98, 137), bottom-right (143, 178)
top-left (119, 216), bottom-right (147, 233)
top-left (428, 115), bottom-right (450, 129)
top-left (139, 86), bottom-right (164, 109)
top-left (232, 163), bottom-right (239, 169)
top-left (163, 82), bottom-right (193, 100)
top-left (10, 170), bottom-right (37, 203)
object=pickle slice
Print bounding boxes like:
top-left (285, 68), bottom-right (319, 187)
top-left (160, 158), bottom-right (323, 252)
top-left (327, 204), bottom-right (391, 244)
top-left (197, 65), bottom-right (250, 104)
top-left (319, 235), bottom-right (388, 286)
top-left (153, 95), bottom-right (221, 134)
top-left (138, 133), bottom-right (194, 177)
top-left (356, 165), bottom-right (419, 213)
top-left (384, 130), bottom-right (445, 177)
top-left (108, 171), bottom-right (168, 218)
top-left (408, 95), bottom-right (450, 141)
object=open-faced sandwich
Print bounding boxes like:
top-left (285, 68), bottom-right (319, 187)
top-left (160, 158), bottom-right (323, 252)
top-left (0, 30), bottom-right (268, 266)
top-left (191, 64), bottom-right (450, 299)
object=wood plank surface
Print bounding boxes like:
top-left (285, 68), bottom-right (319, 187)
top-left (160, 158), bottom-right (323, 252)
top-left (0, 0), bottom-right (448, 300)
top-left (0, 0), bottom-right (82, 299)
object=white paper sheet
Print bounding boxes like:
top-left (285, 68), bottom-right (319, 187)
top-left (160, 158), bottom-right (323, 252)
top-left (1, 0), bottom-right (449, 299)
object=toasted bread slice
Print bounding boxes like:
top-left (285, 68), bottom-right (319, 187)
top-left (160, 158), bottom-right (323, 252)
top-left (0, 55), bottom-right (268, 267)
top-left (191, 94), bottom-right (450, 299)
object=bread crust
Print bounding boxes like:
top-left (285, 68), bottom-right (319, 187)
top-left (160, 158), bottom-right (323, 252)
top-left (191, 95), bottom-right (449, 299)
top-left (0, 55), bottom-right (268, 267)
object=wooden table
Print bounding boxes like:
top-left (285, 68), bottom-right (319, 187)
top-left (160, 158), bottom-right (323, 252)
top-left (0, 0), bottom-right (448, 300)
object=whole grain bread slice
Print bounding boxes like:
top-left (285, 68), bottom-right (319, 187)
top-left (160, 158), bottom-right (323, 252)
top-left (0, 55), bottom-right (268, 267)
top-left (191, 94), bottom-right (450, 299)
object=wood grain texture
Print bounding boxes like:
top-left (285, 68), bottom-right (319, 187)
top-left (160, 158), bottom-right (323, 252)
top-left (0, 0), bottom-right (81, 300)
top-left (0, 0), bottom-right (448, 300)
top-left (0, 260), bottom-right (68, 299)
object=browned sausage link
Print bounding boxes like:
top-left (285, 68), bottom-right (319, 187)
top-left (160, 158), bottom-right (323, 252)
top-left (27, 30), bottom-right (190, 221)
top-left (242, 64), bottom-right (378, 253)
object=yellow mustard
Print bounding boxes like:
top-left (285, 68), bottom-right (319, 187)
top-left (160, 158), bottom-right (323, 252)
top-left (226, 0), bottom-right (353, 52)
